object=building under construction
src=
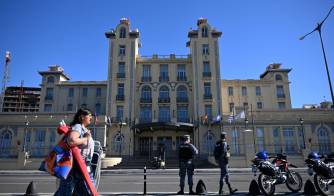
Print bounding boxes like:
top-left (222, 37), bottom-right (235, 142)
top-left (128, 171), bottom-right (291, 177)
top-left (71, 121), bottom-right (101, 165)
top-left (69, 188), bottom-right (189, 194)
top-left (1, 86), bottom-right (40, 112)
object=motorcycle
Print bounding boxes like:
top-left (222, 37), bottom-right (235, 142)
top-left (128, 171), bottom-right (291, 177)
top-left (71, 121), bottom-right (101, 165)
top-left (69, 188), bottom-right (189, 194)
top-left (251, 152), bottom-right (303, 196)
top-left (151, 156), bottom-right (166, 169)
top-left (305, 152), bottom-right (334, 196)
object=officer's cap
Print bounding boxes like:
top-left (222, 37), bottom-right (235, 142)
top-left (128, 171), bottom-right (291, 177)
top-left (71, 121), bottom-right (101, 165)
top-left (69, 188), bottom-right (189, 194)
top-left (221, 131), bottom-right (227, 139)
top-left (183, 134), bottom-right (191, 140)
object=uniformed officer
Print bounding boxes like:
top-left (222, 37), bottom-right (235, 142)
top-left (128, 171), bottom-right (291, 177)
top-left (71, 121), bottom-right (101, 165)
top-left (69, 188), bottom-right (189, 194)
top-left (177, 135), bottom-right (198, 195)
top-left (216, 132), bottom-right (237, 195)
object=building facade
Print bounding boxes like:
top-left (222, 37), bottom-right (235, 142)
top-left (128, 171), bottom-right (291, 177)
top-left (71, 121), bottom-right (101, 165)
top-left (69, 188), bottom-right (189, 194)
top-left (1, 86), bottom-right (40, 112)
top-left (0, 18), bottom-right (333, 169)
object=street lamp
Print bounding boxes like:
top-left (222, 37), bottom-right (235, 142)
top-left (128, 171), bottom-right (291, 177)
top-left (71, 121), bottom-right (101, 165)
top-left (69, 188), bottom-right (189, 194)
top-left (300, 6), bottom-right (334, 107)
top-left (299, 118), bottom-right (306, 149)
top-left (23, 116), bottom-right (30, 153)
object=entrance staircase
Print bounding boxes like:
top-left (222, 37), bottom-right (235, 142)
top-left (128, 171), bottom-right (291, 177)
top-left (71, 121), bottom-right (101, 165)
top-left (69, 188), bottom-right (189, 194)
top-left (107, 156), bottom-right (217, 169)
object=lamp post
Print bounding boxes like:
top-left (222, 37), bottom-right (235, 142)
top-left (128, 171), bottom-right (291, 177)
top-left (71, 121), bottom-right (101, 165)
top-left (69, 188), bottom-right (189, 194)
top-left (299, 118), bottom-right (306, 149)
top-left (23, 116), bottom-right (30, 153)
top-left (300, 6), bottom-right (334, 107)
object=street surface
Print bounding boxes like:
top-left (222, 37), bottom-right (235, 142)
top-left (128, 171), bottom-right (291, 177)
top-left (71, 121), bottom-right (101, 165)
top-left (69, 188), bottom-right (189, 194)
top-left (0, 168), bottom-right (327, 195)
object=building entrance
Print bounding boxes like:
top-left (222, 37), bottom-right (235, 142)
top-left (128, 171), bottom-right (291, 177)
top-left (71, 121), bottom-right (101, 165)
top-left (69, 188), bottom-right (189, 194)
top-left (139, 137), bottom-right (153, 157)
top-left (157, 136), bottom-right (172, 159)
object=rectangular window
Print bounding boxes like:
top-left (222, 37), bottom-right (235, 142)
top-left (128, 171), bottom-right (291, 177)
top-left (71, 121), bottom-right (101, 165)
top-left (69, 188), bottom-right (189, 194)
top-left (159, 106), bottom-right (170, 122)
top-left (282, 127), bottom-right (296, 154)
top-left (203, 61), bottom-right (210, 73)
top-left (116, 106), bottom-right (123, 121)
top-left (140, 106), bottom-right (152, 123)
top-left (177, 106), bottom-right (188, 123)
top-left (204, 82), bottom-right (211, 96)
top-left (276, 85), bottom-right (285, 98)
top-left (68, 88), bottom-right (74, 97)
top-left (67, 104), bottom-right (73, 111)
top-left (46, 88), bottom-right (53, 100)
top-left (35, 130), bottom-right (46, 142)
top-left (242, 86), bottom-right (247, 96)
top-left (228, 87), bottom-right (233, 96)
top-left (160, 64), bottom-right (168, 78)
top-left (202, 44), bottom-right (209, 55)
top-left (118, 83), bottom-right (124, 96)
top-left (278, 102), bottom-right (286, 109)
top-left (273, 127), bottom-right (282, 154)
top-left (96, 88), bottom-right (101, 97)
top-left (177, 64), bottom-right (186, 80)
top-left (119, 62), bottom-right (125, 73)
top-left (95, 103), bottom-right (101, 115)
top-left (202, 27), bottom-right (208, 37)
top-left (243, 102), bottom-right (248, 109)
top-left (257, 102), bottom-right (263, 109)
top-left (256, 86), bottom-right (261, 96)
top-left (119, 45), bottom-right (126, 56)
top-left (142, 65), bottom-right (151, 78)
top-left (229, 102), bottom-right (234, 113)
top-left (231, 129), bottom-right (239, 154)
top-left (44, 104), bottom-right (52, 112)
top-left (256, 127), bottom-right (265, 152)
top-left (82, 88), bottom-right (88, 97)
top-left (205, 105), bottom-right (212, 121)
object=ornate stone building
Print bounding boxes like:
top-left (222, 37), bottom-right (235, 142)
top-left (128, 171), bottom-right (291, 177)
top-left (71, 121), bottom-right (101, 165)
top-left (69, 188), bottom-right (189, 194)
top-left (0, 18), bottom-right (333, 169)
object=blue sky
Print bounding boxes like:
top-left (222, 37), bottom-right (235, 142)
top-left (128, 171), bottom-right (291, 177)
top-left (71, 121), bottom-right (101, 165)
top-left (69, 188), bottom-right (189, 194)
top-left (0, 0), bottom-right (333, 108)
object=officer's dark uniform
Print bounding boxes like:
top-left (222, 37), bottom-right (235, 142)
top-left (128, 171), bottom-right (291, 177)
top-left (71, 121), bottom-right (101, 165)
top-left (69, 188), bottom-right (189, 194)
top-left (177, 135), bottom-right (198, 195)
top-left (216, 132), bottom-right (237, 195)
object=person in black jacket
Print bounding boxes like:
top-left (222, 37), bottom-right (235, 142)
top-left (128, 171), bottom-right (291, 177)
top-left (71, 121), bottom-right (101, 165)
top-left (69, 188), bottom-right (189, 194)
top-left (177, 135), bottom-right (198, 195)
top-left (215, 132), bottom-right (237, 195)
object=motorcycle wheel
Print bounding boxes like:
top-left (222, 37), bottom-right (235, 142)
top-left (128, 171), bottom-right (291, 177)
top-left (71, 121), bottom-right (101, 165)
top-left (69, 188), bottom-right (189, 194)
top-left (314, 174), bottom-right (332, 196)
top-left (258, 173), bottom-right (275, 196)
top-left (286, 171), bottom-right (302, 192)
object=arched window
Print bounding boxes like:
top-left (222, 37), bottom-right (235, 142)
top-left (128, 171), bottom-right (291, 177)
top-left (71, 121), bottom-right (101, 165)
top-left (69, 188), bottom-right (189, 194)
top-left (202, 26), bottom-right (208, 37)
top-left (176, 85), bottom-right (187, 98)
top-left (120, 27), bottom-right (126, 38)
top-left (275, 74), bottom-right (283, 81)
top-left (202, 131), bottom-right (215, 156)
top-left (112, 132), bottom-right (124, 154)
top-left (47, 76), bottom-right (55, 83)
top-left (159, 86), bottom-right (169, 98)
top-left (141, 86), bottom-right (152, 100)
top-left (317, 127), bottom-right (331, 154)
top-left (0, 129), bottom-right (13, 157)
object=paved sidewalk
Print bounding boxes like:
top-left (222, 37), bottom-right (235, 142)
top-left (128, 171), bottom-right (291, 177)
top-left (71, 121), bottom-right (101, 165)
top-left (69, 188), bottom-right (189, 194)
top-left (0, 167), bottom-right (308, 175)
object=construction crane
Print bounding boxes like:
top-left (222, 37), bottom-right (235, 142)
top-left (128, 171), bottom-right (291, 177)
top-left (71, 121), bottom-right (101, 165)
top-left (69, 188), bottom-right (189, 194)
top-left (0, 51), bottom-right (11, 112)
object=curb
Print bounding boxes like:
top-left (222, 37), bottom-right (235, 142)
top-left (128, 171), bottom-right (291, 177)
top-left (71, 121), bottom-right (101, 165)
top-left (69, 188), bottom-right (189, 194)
top-left (0, 167), bottom-right (308, 175)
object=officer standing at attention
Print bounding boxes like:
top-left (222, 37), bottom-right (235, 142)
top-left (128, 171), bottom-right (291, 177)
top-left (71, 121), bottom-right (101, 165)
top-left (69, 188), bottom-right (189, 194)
top-left (177, 135), bottom-right (198, 195)
top-left (215, 132), bottom-right (238, 195)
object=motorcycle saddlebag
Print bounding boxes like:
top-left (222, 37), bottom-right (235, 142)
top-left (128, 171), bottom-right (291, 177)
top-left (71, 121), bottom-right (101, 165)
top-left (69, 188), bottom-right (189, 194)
top-left (258, 161), bottom-right (277, 176)
top-left (314, 161), bottom-right (334, 178)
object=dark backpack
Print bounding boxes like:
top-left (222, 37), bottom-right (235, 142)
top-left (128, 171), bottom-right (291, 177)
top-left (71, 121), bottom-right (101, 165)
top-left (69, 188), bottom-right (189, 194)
top-left (214, 141), bottom-right (224, 160)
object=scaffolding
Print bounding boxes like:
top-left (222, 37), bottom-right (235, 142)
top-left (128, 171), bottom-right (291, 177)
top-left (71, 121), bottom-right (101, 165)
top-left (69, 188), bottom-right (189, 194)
top-left (0, 51), bottom-right (10, 112)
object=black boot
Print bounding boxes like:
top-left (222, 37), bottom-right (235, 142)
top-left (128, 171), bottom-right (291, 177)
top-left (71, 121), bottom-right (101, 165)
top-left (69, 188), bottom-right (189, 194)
top-left (177, 186), bottom-right (184, 195)
top-left (227, 183), bottom-right (238, 194)
top-left (218, 184), bottom-right (223, 195)
top-left (189, 185), bottom-right (195, 195)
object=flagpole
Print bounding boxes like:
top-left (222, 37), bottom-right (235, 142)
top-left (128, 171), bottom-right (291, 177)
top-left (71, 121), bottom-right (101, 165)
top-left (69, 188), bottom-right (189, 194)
top-left (233, 107), bottom-right (237, 153)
